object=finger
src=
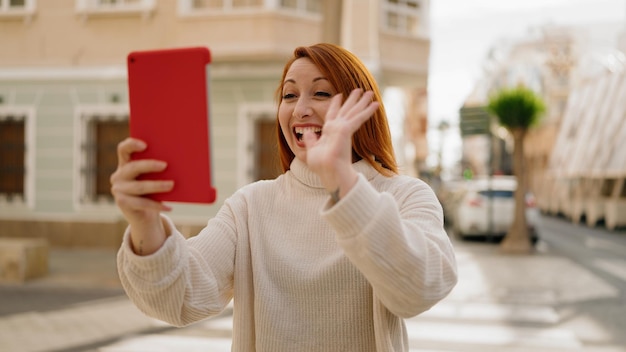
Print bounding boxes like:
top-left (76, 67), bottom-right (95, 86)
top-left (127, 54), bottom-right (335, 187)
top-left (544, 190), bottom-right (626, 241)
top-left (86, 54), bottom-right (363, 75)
top-left (351, 101), bottom-right (379, 127)
top-left (347, 93), bottom-right (379, 127)
top-left (126, 159), bottom-right (168, 180)
top-left (114, 193), bottom-right (172, 213)
top-left (343, 90), bottom-right (375, 121)
top-left (325, 93), bottom-right (343, 121)
top-left (117, 137), bottom-right (147, 168)
top-left (111, 179), bottom-right (174, 214)
top-left (337, 89), bottom-right (363, 115)
top-left (302, 129), bottom-right (321, 150)
top-left (112, 159), bottom-right (168, 184)
top-left (112, 179), bottom-right (174, 197)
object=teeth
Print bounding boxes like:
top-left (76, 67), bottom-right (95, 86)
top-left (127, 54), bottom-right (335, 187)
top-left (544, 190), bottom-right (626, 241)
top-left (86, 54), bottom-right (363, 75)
top-left (294, 126), bottom-right (322, 135)
top-left (294, 126), bottom-right (322, 141)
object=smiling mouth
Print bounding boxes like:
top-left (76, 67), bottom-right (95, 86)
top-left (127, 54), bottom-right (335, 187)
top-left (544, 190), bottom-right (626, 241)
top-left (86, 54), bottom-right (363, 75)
top-left (294, 126), bottom-right (322, 141)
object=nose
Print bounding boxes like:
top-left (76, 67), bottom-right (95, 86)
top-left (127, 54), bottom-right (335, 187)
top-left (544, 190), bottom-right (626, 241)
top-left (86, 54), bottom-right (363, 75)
top-left (292, 96), bottom-right (312, 119)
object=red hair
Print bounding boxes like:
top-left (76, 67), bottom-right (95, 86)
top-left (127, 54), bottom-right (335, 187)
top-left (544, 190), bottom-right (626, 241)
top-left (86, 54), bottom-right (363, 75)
top-left (275, 43), bottom-right (398, 176)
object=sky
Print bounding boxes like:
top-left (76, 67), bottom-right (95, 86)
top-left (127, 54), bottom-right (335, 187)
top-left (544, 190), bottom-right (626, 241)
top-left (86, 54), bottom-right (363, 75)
top-left (399, 0), bottom-right (625, 172)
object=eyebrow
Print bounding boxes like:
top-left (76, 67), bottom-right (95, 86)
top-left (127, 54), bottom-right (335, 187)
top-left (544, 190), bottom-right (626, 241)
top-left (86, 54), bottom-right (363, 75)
top-left (283, 77), bottom-right (328, 84)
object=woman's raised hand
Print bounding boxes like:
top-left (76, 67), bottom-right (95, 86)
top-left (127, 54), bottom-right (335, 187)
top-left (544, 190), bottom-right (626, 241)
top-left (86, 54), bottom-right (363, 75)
top-left (302, 89), bottom-right (379, 197)
top-left (110, 138), bottom-right (174, 254)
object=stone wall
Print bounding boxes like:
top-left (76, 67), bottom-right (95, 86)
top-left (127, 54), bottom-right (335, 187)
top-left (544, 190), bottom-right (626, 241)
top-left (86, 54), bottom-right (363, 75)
top-left (0, 219), bottom-right (206, 248)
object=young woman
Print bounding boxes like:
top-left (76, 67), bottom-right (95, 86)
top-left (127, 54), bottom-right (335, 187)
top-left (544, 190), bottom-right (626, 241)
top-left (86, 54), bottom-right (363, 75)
top-left (112, 43), bottom-right (457, 351)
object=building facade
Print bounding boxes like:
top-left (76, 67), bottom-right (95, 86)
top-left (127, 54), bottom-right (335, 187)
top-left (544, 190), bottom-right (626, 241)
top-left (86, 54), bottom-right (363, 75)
top-left (458, 23), bottom-right (626, 230)
top-left (0, 0), bottom-right (431, 247)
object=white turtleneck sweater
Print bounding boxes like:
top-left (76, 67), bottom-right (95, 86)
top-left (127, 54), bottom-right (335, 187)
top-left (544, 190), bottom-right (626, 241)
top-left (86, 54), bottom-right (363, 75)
top-left (117, 159), bottom-right (457, 352)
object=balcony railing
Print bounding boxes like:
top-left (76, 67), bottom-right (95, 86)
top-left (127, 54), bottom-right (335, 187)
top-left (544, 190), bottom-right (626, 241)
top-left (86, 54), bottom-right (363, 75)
top-left (177, 0), bottom-right (321, 16)
top-left (75, 0), bottom-right (155, 18)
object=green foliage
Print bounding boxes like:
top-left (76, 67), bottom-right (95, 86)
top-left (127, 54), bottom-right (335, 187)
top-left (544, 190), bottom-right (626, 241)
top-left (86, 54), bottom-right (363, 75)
top-left (486, 86), bottom-right (546, 130)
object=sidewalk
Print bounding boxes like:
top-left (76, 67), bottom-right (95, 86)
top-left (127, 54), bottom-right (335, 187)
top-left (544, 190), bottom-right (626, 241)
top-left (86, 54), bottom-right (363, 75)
top-left (0, 238), bottom-right (624, 352)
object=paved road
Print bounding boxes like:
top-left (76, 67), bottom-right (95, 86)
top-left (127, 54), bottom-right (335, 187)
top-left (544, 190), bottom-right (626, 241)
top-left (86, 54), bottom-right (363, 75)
top-left (1, 215), bottom-right (625, 352)
top-left (539, 215), bottom-right (626, 290)
top-left (536, 215), bottom-right (626, 349)
top-left (0, 247), bottom-right (124, 317)
top-left (0, 285), bottom-right (124, 316)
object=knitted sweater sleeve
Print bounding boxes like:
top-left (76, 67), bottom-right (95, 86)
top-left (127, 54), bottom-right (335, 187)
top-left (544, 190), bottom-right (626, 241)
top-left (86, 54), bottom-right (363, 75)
top-left (117, 207), bottom-right (237, 327)
top-left (321, 174), bottom-right (458, 318)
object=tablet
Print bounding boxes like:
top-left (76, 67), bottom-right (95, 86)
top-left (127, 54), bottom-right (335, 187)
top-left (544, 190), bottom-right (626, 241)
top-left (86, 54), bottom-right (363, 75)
top-left (127, 46), bottom-right (217, 204)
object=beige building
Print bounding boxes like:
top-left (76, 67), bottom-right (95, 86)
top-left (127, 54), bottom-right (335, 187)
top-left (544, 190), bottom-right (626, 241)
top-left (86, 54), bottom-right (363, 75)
top-left (0, 0), bottom-right (431, 247)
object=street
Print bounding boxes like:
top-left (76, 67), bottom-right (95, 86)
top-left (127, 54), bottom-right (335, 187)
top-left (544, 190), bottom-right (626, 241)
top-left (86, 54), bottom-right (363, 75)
top-left (0, 214), bottom-right (624, 352)
top-left (538, 215), bottom-right (626, 293)
top-left (403, 213), bottom-right (626, 351)
top-left (534, 215), bottom-right (626, 348)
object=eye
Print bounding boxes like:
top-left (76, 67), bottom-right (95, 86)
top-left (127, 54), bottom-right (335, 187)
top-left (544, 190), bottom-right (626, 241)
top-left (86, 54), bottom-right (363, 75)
top-left (315, 91), bottom-right (332, 98)
top-left (283, 93), bottom-right (297, 100)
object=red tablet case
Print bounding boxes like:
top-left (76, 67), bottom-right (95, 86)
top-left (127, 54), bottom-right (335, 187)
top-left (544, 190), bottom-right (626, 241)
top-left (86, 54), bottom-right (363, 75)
top-left (127, 47), bottom-right (217, 204)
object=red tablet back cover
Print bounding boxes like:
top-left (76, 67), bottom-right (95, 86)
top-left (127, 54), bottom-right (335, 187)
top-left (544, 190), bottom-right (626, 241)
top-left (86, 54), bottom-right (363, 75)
top-left (127, 47), bottom-right (216, 204)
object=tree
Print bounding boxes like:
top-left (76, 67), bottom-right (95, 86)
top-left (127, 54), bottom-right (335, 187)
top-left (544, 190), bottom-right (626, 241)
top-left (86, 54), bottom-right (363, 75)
top-left (487, 86), bottom-right (545, 254)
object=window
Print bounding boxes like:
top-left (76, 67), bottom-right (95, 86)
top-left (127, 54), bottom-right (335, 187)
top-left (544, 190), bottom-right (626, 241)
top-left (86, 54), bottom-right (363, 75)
top-left (190, 0), bottom-right (224, 10)
top-left (254, 118), bottom-right (281, 181)
top-left (75, 0), bottom-right (155, 17)
top-left (182, 0), bottom-right (263, 12)
top-left (99, 0), bottom-right (139, 5)
top-left (0, 115), bottom-right (25, 201)
top-left (76, 108), bottom-right (128, 205)
top-left (179, 0), bottom-right (320, 15)
top-left (191, 0), bottom-right (263, 10)
top-left (279, 0), bottom-right (321, 14)
top-left (83, 0), bottom-right (147, 8)
top-left (0, 0), bottom-right (36, 18)
top-left (237, 105), bottom-right (280, 186)
top-left (0, 107), bottom-right (33, 207)
top-left (602, 179), bottom-right (616, 197)
top-left (2, 0), bottom-right (25, 8)
top-left (382, 0), bottom-right (423, 36)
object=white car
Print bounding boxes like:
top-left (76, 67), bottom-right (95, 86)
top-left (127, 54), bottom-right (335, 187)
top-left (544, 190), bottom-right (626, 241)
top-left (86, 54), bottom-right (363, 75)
top-left (451, 176), bottom-right (540, 242)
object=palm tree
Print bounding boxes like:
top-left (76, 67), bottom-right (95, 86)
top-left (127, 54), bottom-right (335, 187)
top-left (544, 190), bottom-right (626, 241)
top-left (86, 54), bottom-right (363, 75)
top-left (487, 86), bottom-right (545, 254)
